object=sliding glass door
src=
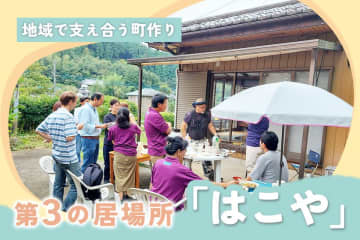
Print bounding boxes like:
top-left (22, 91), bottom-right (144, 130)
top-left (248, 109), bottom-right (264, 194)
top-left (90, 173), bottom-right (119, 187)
top-left (209, 69), bottom-right (331, 164)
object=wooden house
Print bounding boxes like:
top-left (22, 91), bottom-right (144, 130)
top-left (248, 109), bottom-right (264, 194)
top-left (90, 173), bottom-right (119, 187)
top-left (127, 0), bottom-right (353, 177)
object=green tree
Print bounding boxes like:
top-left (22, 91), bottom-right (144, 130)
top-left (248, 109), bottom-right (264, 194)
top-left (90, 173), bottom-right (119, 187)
top-left (18, 62), bottom-right (52, 95)
top-left (159, 84), bottom-right (172, 95)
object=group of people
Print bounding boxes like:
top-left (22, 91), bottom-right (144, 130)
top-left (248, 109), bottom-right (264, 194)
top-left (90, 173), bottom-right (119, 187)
top-left (35, 91), bottom-right (174, 211)
top-left (180, 98), bottom-right (289, 184)
top-left (36, 90), bottom-right (288, 212)
top-left (243, 116), bottom-right (289, 183)
top-left (36, 91), bottom-right (137, 211)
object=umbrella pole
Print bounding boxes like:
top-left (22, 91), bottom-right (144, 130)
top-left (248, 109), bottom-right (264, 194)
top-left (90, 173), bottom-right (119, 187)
top-left (279, 125), bottom-right (285, 186)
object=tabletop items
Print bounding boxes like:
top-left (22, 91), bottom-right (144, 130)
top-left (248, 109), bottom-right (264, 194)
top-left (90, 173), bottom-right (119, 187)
top-left (186, 139), bottom-right (232, 158)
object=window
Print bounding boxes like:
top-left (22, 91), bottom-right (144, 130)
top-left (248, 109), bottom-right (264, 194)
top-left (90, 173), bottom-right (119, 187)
top-left (211, 73), bottom-right (259, 144)
top-left (209, 69), bottom-right (332, 164)
top-left (212, 73), bottom-right (234, 139)
top-left (284, 70), bottom-right (330, 163)
top-left (262, 72), bottom-right (292, 150)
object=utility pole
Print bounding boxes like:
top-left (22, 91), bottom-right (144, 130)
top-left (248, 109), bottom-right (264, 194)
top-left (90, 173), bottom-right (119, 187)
top-left (53, 57), bottom-right (56, 94)
top-left (12, 84), bottom-right (19, 134)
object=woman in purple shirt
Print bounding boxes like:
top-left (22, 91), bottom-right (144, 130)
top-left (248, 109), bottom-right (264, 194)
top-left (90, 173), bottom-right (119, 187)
top-left (151, 136), bottom-right (237, 210)
top-left (108, 107), bottom-right (141, 200)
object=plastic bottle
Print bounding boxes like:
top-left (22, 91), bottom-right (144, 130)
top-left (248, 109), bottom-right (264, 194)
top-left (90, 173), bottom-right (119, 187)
top-left (212, 136), bottom-right (220, 154)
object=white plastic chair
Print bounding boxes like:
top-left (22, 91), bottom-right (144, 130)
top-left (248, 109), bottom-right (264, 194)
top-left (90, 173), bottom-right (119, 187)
top-left (39, 156), bottom-right (55, 196)
top-left (66, 170), bottom-right (116, 217)
top-left (127, 188), bottom-right (187, 211)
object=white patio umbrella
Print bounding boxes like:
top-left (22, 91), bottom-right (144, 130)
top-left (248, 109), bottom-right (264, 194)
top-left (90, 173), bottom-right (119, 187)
top-left (211, 81), bottom-right (353, 183)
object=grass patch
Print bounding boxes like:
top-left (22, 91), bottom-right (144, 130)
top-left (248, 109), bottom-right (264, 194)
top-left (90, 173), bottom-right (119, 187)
top-left (140, 126), bottom-right (147, 144)
top-left (11, 127), bottom-right (149, 164)
top-left (10, 131), bottom-right (52, 151)
top-left (97, 132), bottom-right (105, 163)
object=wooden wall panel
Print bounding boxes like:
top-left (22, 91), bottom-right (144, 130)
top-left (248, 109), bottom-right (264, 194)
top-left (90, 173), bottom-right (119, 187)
top-left (264, 55), bottom-right (273, 69)
top-left (257, 56), bottom-right (265, 69)
top-left (323, 51), bottom-right (353, 169)
top-left (230, 60), bottom-right (237, 72)
top-left (287, 54), bottom-right (297, 68)
top-left (304, 51), bottom-right (312, 68)
top-left (279, 54), bottom-right (289, 69)
top-left (323, 127), bottom-right (336, 168)
top-left (250, 58), bottom-right (258, 71)
top-left (182, 64), bottom-right (191, 71)
top-left (237, 59), bottom-right (244, 71)
top-left (208, 62), bottom-right (215, 71)
top-left (271, 55), bottom-right (281, 69)
top-left (333, 128), bottom-right (348, 166)
top-left (182, 31), bottom-right (339, 54)
top-left (224, 61), bottom-right (232, 72)
top-left (243, 58), bottom-right (251, 70)
top-left (181, 50), bottom-right (341, 74)
top-left (324, 51), bottom-right (336, 68)
top-left (296, 51), bottom-right (307, 68)
top-left (316, 50), bottom-right (325, 66)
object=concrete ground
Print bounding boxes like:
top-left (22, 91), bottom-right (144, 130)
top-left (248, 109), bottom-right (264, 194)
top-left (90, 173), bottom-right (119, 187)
top-left (12, 148), bottom-right (152, 199)
top-left (12, 148), bottom-right (53, 199)
top-left (12, 148), bottom-right (298, 200)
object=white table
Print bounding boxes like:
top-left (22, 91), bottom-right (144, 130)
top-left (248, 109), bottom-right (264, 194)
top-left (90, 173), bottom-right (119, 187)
top-left (183, 152), bottom-right (226, 183)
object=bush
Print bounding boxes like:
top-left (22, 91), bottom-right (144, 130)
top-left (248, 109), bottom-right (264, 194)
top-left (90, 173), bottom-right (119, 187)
top-left (160, 112), bottom-right (174, 127)
top-left (15, 94), bottom-right (139, 131)
top-left (97, 95), bottom-right (138, 122)
top-left (122, 100), bottom-right (138, 119)
top-left (8, 112), bottom-right (17, 134)
top-left (18, 94), bottom-right (58, 131)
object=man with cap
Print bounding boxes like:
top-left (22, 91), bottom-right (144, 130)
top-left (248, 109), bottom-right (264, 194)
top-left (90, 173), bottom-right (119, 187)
top-left (181, 98), bottom-right (218, 180)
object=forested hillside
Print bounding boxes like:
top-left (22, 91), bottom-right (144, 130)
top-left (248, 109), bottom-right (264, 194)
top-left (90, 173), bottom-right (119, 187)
top-left (32, 42), bottom-right (177, 98)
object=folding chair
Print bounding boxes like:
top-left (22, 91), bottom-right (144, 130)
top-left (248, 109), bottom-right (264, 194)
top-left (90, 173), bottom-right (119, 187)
top-left (127, 188), bottom-right (187, 211)
top-left (39, 156), bottom-right (55, 196)
top-left (290, 150), bottom-right (321, 181)
top-left (66, 170), bottom-right (116, 217)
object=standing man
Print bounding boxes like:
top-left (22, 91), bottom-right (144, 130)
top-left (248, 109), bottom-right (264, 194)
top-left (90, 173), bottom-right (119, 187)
top-left (74, 96), bottom-right (89, 162)
top-left (36, 91), bottom-right (81, 211)
top-left (245, 117), bottom-right (269, 176)
top-left (78, 92), bottom-right (107, 173)
top-left (102, 99), bottom-right (121, 183)
top-left (181, 98), bottom-right (218, 180)
top-left (144, 94), bottom-right (172, 165)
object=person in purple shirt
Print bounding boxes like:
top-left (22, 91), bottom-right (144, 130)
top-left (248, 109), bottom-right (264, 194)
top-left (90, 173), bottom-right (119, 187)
top-left (245, 117), bottom-right (270, 176)
top-left (108, 107), bottom-right (141, 200)
top-left (151, 136), bottom-right (238, 210)
top-left (144, 94), bottom-right (172, 166)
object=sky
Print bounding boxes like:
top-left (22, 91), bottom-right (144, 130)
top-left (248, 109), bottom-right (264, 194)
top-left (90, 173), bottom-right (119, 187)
top-left (170, 0), bottom-right (292, 22)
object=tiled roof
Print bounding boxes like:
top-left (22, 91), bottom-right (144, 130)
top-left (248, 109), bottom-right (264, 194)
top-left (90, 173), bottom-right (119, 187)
top-left (82, 79), bottom-right (103, 86)
top-left (182, 1), bottom-right (313, 33)
top-left (127, 88), bottom-right (164, 97)
top-left (127, 88), bottom-right (175, 98)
